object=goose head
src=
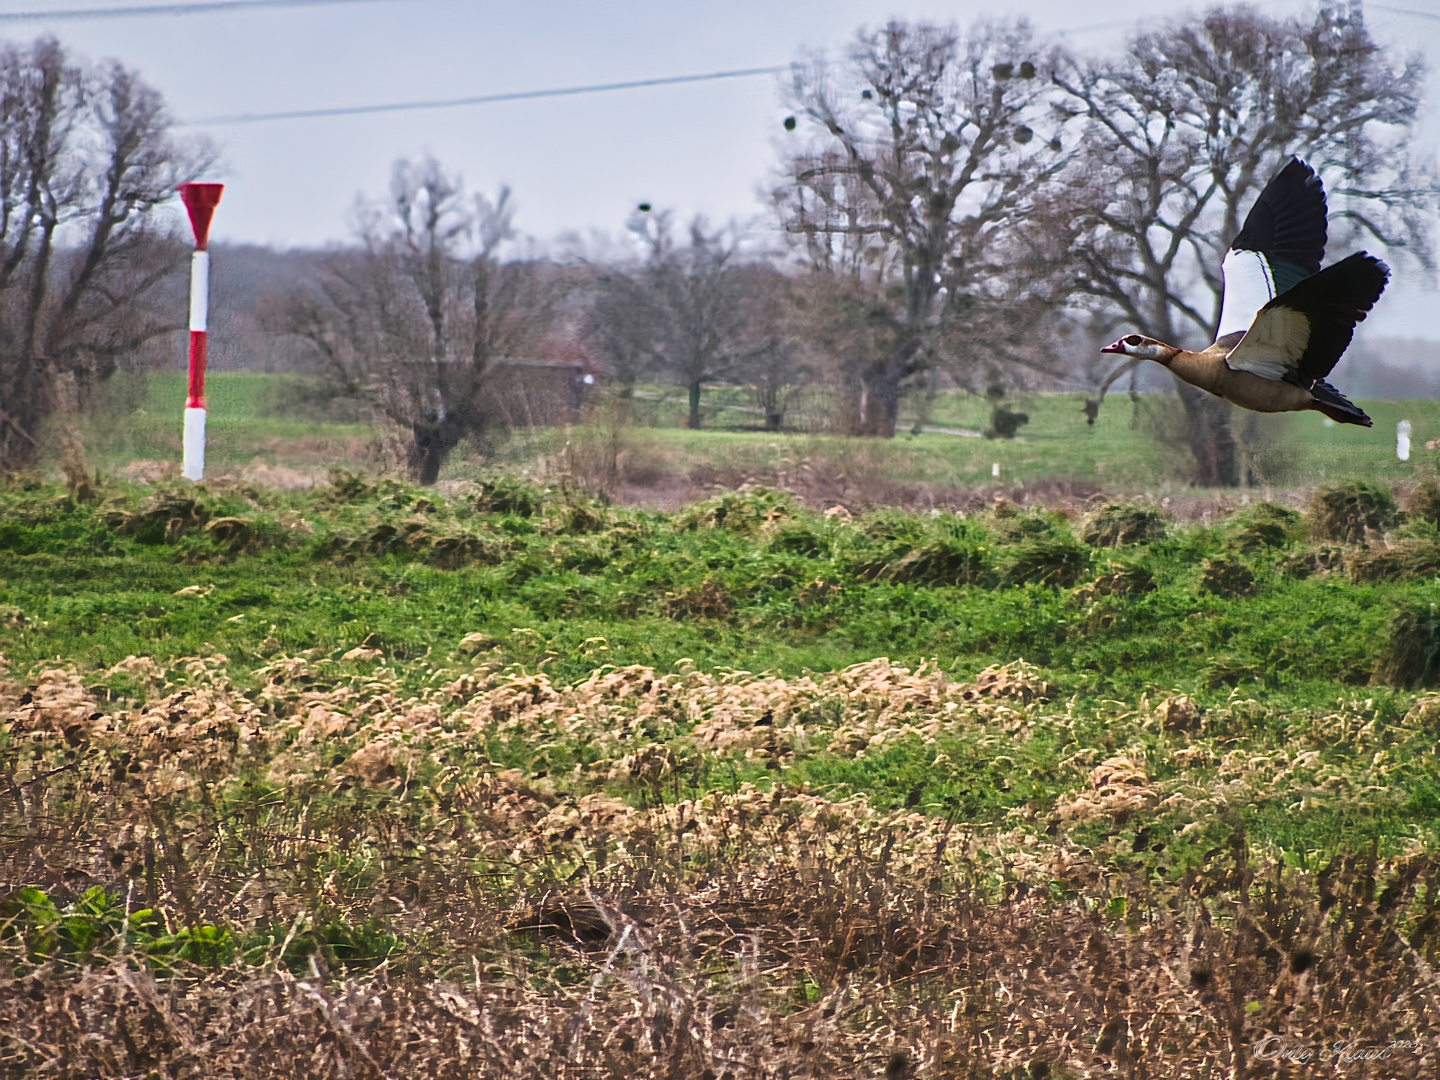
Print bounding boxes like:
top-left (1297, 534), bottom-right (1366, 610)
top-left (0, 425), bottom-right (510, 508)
top-left (1101, 333), bottom-right (1177, 364)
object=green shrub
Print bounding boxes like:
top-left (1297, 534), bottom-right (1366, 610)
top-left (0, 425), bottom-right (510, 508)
top-left (0, 886), bottom-right (234, 970)
top-left (428, 533), bottom-right (510, 570)
top-left (475, 477), bottom-right (547, 517)
top-left (241, 915), bottom-right (397, 973)
top-left (1373, 601), bottom-right (1440, 689)
top-left (1225, 503), bottom-right (1300, 553)
top-left (1081, 503), bottom-right (1167, 547)
top-left (326, 468), bottom-right (373, 502)
top-left (663, 579), bottom-right (735, 618)
top-left (881, 538), bottom-right (991, 587)
top-left (1003, 538), bottom-right (1088, 588)
top-left (769, 523), bottom-right (830, 558)
top-left (675, 488), bottom-right (792, 535)
top-left (1308, 482), bottom-right (1398, 543)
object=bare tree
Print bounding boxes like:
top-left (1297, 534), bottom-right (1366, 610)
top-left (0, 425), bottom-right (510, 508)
top-left (280, 157), bottom-right (552, 484)
top-left (741, 327), bottom-right (810, 433)
top-left (0, 37), bottom-right (210, 477)
top-left (773, 19), bottom-right (1067, 436)
top-left (617, 210), bottom-right (766, 430)
top-left (583, 261), bottom-right (656, 402)
top-left (1053, 4), bottom-right (1434, 485)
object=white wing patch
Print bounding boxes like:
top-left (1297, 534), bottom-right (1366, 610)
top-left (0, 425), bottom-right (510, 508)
top-left (1216, 249), bottom-right (1276, 341)
top-left (1225, 307), bottom-right (1311, 381)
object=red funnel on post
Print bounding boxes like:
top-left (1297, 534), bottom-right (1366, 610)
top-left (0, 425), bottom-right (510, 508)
top-left (179, 183), bottom-right (223, 250)
top-left (179, 182), bottom-right (223, 481)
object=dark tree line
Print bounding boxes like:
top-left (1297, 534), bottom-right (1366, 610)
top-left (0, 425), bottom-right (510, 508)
top-left (2, 4), bottom-right (1432, 488)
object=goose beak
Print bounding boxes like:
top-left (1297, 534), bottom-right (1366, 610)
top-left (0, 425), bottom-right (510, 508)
top-left (1100, 339), bottom-right (1126, 354)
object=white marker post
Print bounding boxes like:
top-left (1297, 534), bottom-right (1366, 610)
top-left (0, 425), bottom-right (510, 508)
top-left (1398, 419), bottom-right (1412, 462)
top-left (178, 183), bottom-right (223, 481)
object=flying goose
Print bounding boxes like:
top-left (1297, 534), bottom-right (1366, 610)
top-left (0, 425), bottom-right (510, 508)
top-left (1101, 157), bottom-right (1389, 426)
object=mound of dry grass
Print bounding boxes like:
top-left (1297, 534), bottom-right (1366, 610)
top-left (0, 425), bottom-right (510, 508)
top-left (1276, 545), bottom-right (1345, 579)
top-left (1197, 556), bottom-right (1256, 598)
top-left (1070, 562), bottom-right (1155, 606)
top-left (3, 657), bottom-right (1440, 1077)
top-left (1346, 538), bottom-right (1440, 584)
top-left (1403, 478), bottom-right (1440, 529)
top-left (1080, 502), bottom-right (1167, 547)
top-left (1307, 481), bottom-right (1399, 544)
top-left (1373, 601), bottom-right (1440, 689)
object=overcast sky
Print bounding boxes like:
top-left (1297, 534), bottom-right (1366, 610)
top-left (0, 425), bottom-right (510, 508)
top-left (6, 0), bottom-right (1440, 338)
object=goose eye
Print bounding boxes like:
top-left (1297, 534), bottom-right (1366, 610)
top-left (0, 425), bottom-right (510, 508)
top-left (1125, 335), bottom-right (1143, 346)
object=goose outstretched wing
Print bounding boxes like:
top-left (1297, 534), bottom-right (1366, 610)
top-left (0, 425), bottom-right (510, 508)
top-left (1215, 157), bottom-right (1329, 341)
top-left (1225, 252), bottom-right (1389, 386)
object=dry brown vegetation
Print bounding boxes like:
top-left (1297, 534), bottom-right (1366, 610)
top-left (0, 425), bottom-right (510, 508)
top-left (4, 654), bottom-right (1439, 1077)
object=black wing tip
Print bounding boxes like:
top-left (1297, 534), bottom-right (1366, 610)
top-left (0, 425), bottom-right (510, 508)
top-left (1281, 156), bottom-right (1320, 184)
top-left (1330, 251), bottom-right (1391, 316)
top-left (1310, 379), bottom-right (1371, 426)
top-left (1230, 156), bottom-right (1329, 276)
top-left (1324, 410), bottom-right (1374, 428)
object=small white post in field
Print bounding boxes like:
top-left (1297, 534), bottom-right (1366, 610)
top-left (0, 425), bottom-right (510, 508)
top-left (177, 183), bottom-right (223, 481)
top-left (992, 462), bottom-right (1001, 479)
top-left (1398, 419), bottom-right (1412, 462)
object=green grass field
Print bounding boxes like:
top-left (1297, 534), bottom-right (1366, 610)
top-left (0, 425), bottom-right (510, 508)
top-left (7, 387), bottom-right (1440, 1074)
top-left (74, 372), bottom-right (1440, 496)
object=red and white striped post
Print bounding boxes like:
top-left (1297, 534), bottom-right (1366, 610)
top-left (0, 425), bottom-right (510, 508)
top-left (178, 182), bottom-right (223, 481)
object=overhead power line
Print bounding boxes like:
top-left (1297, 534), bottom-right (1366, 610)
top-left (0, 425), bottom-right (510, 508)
top-left (185, 65), bottom-right (790, 126)
top-left (1371, 4), bottom-right (1440, 21)
top-left (0, 0), bottom-right (397, 22)
top-left (173, 11), bottom-right (1438, 130)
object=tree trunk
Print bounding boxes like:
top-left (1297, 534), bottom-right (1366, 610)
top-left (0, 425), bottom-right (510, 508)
top-left (53, 369), bottom-right (93, 499)
top-left (1175, 380), bottom-right (1239, 487)
top-left (857, 368), bottom-right (901, 437)
top-left (850, 338), bottom-right (922, 438)
top-left (0, 389), bottom-right (45, 470)
top-left (408, 426), bottom-right (451, 486)
top-left (687, 381), bottom-right (702, 429)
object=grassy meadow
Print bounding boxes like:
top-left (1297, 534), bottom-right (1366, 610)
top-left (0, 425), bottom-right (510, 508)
top-left (71, 372), bottom-right (1440, 499)
top-left (3, 458), bottom-right (1440, 1075)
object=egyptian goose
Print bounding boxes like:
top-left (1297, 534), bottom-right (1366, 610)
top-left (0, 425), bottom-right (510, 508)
top-left (1101, 158), bottom-right (1389, 426)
